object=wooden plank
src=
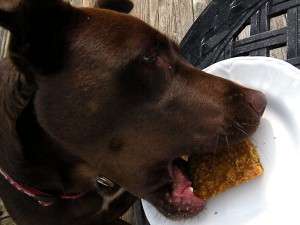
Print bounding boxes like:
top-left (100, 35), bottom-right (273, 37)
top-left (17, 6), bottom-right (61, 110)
top-left (0, 28), bottom-right (9, 60)
top-left (68, 0), bottom-right (95, 7)
top-left (193, 0), bottom-right (212, 20)
top-left (0, 218), bottom-right (16, 225)
top-left (131, 0), bottom-right (194, 43)
top-left (270, 14), bottom-right (287, 59)
top-left (0, 199), bottom-right (15, 225)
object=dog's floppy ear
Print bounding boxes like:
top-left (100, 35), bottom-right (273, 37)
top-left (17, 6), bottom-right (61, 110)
top-left (0, 0), bottom-right (68, 31)
top-left (0, 0), bottom-right (72, 76)
top-left (95, 0), bottom-right (134, 14)
top-left (0, 0), bottom-right (20, 30)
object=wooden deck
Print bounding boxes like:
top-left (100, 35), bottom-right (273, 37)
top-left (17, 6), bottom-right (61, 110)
top-left (0, 0), bottom-right (287, 224)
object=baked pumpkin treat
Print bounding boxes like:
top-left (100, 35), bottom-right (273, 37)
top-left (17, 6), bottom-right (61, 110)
top-left (188, 139), bottom-right (263, 200)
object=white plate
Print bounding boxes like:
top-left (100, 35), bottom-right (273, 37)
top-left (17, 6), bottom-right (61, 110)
top-left (142, 57), bottom-right (300, 225)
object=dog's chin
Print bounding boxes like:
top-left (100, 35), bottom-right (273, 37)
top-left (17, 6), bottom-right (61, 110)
top-left (148, 158), bottom-right (205, 221)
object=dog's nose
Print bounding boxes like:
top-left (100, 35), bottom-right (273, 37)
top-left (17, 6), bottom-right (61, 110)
top-left (245, 90), bottom-right (267, 116)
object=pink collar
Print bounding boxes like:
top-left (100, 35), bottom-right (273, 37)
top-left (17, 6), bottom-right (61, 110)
top-left (0, 166), bottom-right (88, 206)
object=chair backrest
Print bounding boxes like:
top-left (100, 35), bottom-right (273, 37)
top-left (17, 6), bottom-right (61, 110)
top-left (180, 0), bottom-right (300, 69)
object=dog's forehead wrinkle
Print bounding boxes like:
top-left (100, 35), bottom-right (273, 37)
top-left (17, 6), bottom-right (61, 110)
top-left (68, 36), bottom-right (142, 76)
top-left (74, 9), bottom-right (161, 48)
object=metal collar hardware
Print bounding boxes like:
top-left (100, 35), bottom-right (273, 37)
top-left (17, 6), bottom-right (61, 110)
top-left (96, 176), bottom-right (114, 188)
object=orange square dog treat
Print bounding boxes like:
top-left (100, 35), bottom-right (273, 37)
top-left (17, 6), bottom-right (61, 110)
top-left (188, 139), bottom-right (263, 200)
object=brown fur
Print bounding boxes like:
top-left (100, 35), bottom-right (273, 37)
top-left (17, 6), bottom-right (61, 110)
top-left (0, 0), bottom-right (266, 224)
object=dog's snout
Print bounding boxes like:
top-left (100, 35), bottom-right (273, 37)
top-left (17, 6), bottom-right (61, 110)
top-left (245, 90), bottom-right (267, 116)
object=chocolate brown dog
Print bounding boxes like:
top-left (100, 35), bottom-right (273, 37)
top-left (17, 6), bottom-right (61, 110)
top-left (0, 0), bottom-right (267, 224)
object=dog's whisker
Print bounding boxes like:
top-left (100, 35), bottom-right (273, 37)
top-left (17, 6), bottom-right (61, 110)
top-left (94, 152), bottom-right (105, 171)
top-left (233, 120), bottom-right (244, 129)
top-left (233, 125), bottom-right (250, 136)
top-left (232, 121), bottom-right (250, 136)
top-left (113, 159), bottom-right (123, 176)
top-left (238, 121), bottom-right (259, 127)
top-left (96, 159), bottom-right (104, 171)
top-left (224, 131), bottom-right (230, 155)
top-left (234, 118), bottom-right (260, 126)
top-left (214, 134), bottom-right (220, 155)
top-left (212, 134), bottom-right (221, 166)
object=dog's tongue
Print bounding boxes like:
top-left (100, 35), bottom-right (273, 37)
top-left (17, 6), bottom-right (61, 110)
top-left (170, 160), bottom-right (205, 215)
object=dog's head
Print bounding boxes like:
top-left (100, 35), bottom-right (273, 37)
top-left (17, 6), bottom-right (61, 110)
top-left (0, 0), bottom-right (266, 220)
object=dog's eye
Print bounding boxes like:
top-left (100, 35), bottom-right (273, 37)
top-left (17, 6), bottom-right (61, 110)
top-left (143, 48), bottom-right (159, 64)
top-left (143, 54), bottom-right (157, 64)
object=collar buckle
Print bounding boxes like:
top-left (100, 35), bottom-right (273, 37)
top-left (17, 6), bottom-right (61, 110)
top-left (96, 176), bottom-right (114, 188)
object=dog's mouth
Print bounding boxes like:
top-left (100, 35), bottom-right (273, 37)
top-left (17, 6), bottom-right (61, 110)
top-left (168, 157), bottom-right (205, 219)
top-left (150, 157), bottom-right (204, 220)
